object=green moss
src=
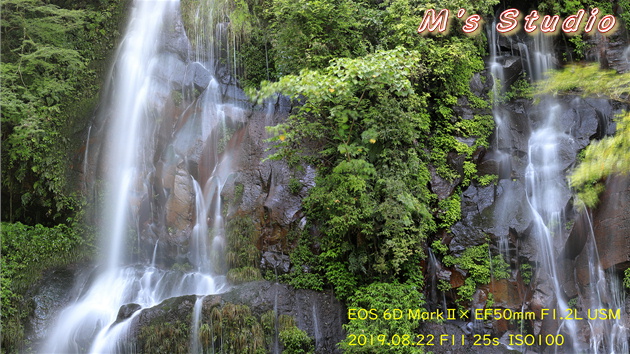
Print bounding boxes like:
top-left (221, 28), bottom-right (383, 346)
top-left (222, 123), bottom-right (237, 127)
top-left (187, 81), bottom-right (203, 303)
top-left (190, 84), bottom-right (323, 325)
top-left (172, 90), bottom-right (183, 106)
top-left (520, 263), bottom-right (532, 285)
top-left (234, 183), bottom-right (244, 201)
top-left (1, 222), bottom-right (90, 351)
top-left (139, 320), bottom-right (190, 354)
top-left (227, 266), bottom-right (262, 284)
top-left (431, 239), bottom-right (449, 256)
top-left (196, 303), bottom-right (275, 353)
top-left (171, 262), bottom-right (194, 272)
top-left (225, 216), bottom-right (260, 276)
top-left (443, 243), bottom-right (510, 308)
top-left (288, 177), bottom-right (302, 195)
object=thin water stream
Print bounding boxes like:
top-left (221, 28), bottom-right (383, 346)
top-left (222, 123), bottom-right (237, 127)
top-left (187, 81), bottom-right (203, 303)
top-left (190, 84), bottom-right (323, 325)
top-left (40, 0), bottom-right (240, 352)
top-left (38, 1), bottom-right (629, 352)
top-left (490, 31), bottom-right (627, 352)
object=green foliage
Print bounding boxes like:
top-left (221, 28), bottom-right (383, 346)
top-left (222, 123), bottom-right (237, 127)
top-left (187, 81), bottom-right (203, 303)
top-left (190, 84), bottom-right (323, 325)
top-left (570, 112), bottom-right (630, 207)
top-left (539, 64), bottom-right (630, 208)
top-left (288, 177), bottom-right (303, 195)
top-left (431, 239), bottom-right (449, 256)
top-left (240, 6), bottom-right (502, 354)
top-left (624, 268), bottom-right (630, 290)
top-left (340, 282), bottom-right (426, 353)
top-left (437, 194), bottom-right (461, 228)
top-left (477, 174), bottom-right (498, 186)
top-left (225, 217), bottom-right (262, 282)
top-left (438, 279), bottom-right (452, 293)
top-left (227, 266), bottom-right (263, 284)
top-left (568, 36), bottom-right (588, 60)
top-left (281, 231), bottom-right (324, 291)
top-left (139, 321), bottom-right (190, 354)
top-left (252, 48), bottom-right (440, 298)
top-left (280, 327), bottom-right (314, 354)
top-left (538, 64), bottom-right (630, 104)
top-left (265, 0), bottom-right (370, 75)
top-left (494, 75), bottom-right (533, 103)
top-left (1, 221), bottom-right (89, 352)
top-left (1, 0), bottom-right (125, 224)
top-left (443, 244), bottom-right (510, 307)
top-left (520, 263), bottom-right (533, 285)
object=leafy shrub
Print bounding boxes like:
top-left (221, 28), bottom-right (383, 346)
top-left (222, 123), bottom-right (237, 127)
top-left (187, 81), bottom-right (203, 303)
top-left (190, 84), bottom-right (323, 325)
top-left (280, 327), bottom-right (314, 354)
top-left (443, 243), bottom-right (510, 307)
top-left (340, 282), bottom-right (426, 353)
top-left (1, 222), bottom-right (87, 352)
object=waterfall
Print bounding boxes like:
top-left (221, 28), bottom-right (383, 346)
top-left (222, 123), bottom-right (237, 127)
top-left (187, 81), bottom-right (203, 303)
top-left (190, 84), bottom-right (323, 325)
top-left (190, 295), bottom-right (206, 354)
top-left (82, 125), bottom-right (92, 186)
top-left (579, 211), bottom-right (628, 353)
top-left (490, 30), bottom-right (627, 352)
top-left (39, 0), bottom-right (247, 351)
top-left (487, 23), bottom-right (513, 260)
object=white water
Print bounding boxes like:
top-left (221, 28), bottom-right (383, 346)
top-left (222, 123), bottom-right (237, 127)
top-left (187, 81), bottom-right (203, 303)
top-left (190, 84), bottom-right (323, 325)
top-left (491, 32), bottom-right (627, 352)
top-left (487, 24), bottom-right (512, 260)
top-left (40, 0), bottom-right (241, 352)
top-left (519, 34), bottom-right (580, 351)
top-left (190, 295), bottom-right (206, 353)
top-left (82, 125), bottom-right (92, 186)
top-left (579, 211), bottom-right (628, 353)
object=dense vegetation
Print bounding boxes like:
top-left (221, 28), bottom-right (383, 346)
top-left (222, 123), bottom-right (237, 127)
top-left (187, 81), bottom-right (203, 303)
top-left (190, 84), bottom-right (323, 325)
top-left (226, 0), bottom-right (630, 349)
top-left (232, 0), bottom-right (501, 349)
top-left (2, 0), bottom-right (629, 351)
top-left (1, 0), bottom-right (127, 351)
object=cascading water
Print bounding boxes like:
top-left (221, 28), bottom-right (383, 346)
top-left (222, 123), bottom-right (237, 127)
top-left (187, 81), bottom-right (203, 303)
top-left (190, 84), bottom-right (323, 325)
top-left (39, 0), bottom-right (248, 351)
top-left (577, 210), bottom-right (628, 353)
top-left (488, 23), bottom-right (515, 260)
top-left (491, 31), bottom-right (627, 352)
top-left (190, 295), bottom-right (206, 353)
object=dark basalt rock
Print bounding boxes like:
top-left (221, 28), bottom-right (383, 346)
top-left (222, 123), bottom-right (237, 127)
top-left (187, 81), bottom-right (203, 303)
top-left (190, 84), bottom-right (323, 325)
top-left (183, 62), bottom-right (211, 92)
top-left (260, 251), bottom-right (291, 275)
top-left (26, 268), bottom-right (77, 342)
top-left (114, 303), bottom-right (142, 325)
top-left (571, 175), bottom-right (630, 289)
top-left (126, 281), bottom-right (345, 354)
top-left (429, 165), bottom-right (458, 201)
top-left (498, 55), bottom-right (524, 88)
top-left (160, 9), bottom-right (191, 61)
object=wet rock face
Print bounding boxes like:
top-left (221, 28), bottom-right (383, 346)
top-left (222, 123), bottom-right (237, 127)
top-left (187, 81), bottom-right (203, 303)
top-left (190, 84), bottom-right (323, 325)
top-left (26, 265), bottom-right (97, 347)
top-left (447, 57), bottom-right (626, 344)
top-left (183, 62), bottom-right (211, 92)
top-left (260, 251), bottom-right (291, 275)
top-left (571, 175), bottom-right (630, 285)
top-left (590, 176), bottom-right (630, 271)
top-left (26, 268), bottom-right (77, 343)
top-left (220, 100), bottom-right (309, 254)
top-left (126, 281), bottom-right (346, 354)
top-left (164, 166), bottom-right (194, 243)
top-left (451, 95), bottom-right (612, 257)
top-left (115, 303), bottom-right (142, 324)
top-left (160, 9), bottom-right (191, 61)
